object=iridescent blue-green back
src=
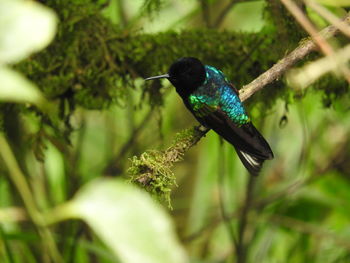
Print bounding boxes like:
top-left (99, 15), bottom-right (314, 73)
top-left (188, 65), bottom-right (249, 126)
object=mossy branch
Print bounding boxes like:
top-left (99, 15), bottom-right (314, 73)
top-left (128, 126), bottom-right (209, 207)
top-left (128, 15), bottom-right (349, 206)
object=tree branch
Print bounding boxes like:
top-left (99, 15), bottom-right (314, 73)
top-left (213, 0), bottom-right (257, 28)
top-left (236, 175), bottom-right (255, 263)
top-left (199, 0), bottom-right (211, 28)
top-left (128, 126), bottom-right (209, 207)
top-left (239, 14), bottom-right (349, 101)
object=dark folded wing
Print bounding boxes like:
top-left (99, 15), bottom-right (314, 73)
top-left (190, 106), bottom-right (274, 175)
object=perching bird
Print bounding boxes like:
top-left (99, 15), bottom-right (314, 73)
top-left (145, 57), bottom-right (273, 175)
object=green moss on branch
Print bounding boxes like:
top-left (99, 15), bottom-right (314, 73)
top-left (128, 126), bottom-right (208, 207)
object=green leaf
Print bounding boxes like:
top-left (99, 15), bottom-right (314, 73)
top-left (0, 0), bottom-right (57, 64)
top-left (314, 0), bottom-right (350, 6)
top-left (0, 66), bottom-right (45, 105)
top-left (64, 178), bottom-right (188, 263)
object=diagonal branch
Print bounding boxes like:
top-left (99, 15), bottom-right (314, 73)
top-left (239, 14), bottom-right (350, 101)
top-left (213, 0), bottom-right (258, 28)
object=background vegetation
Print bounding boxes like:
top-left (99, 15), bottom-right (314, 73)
top-left (0, 0), bottom-right (349, 262)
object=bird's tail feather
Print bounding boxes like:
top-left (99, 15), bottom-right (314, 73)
top-left (235, 149), bottom-right (265, 176)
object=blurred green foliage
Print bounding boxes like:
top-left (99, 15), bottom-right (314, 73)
top-left (0, 0), bottom-right (350, 263)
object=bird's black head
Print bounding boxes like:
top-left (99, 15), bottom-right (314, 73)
top-left (145, 57), bottom-right (206, 97)
top-left (168, 57), bottom-right (206, 94)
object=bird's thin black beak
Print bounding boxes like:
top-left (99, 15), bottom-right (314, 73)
top-left (144, 74), bottom-right (170, 81)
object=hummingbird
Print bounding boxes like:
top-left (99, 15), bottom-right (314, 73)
top-left (145, 57), bottom-right (273, 175)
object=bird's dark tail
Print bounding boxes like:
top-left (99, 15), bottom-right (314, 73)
top-left (235, 149), bottom-right (265, 176)
top-left (216, 120), bottom-right (273, 176)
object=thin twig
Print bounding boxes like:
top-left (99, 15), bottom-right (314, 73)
top-left (280, 0), bottom-right (350, 83)
top-left (280, 0), bottom-right (333, 55)
top-left (288, 44), bottom-right (350, 89)
top-left (239, 14), bottom-right (349, 101)
top-left (199, 0), bottom-right (211, 27)
top-left (306, 0), bottom-right (350, 38)
top-left (217, 143), bottom-right (238, 254)
top-left (117, 0), bottom-right (128, 27)
top-left (235, 35), bottom-right (267, 73)
top-left (96, 34), bottom-right (120, 72)
top-left (0, 226), bottom-right (15, 263)
top-left (236, 175), bottom-right (255, 263)
top-left (213, 0), bottom-right (256, 28)
top-left (213, 0), bottom-right (235, 27)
